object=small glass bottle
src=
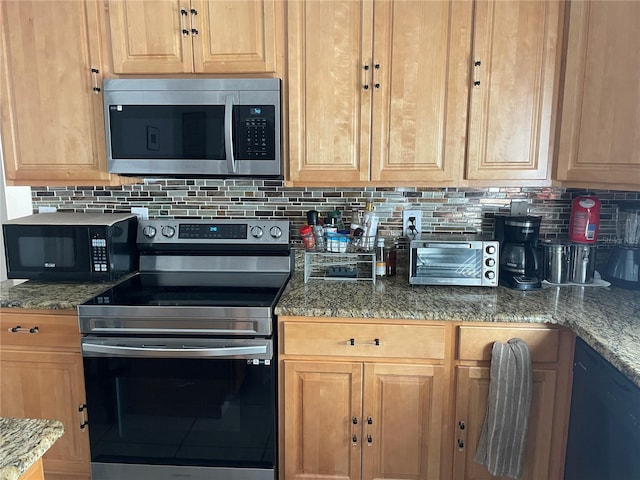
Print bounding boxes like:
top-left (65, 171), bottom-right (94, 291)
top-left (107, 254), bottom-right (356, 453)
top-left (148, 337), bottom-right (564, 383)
top-left (385, 240), bottom-right (397, 277)
top-left (375, 237), bottom-right (386, 276)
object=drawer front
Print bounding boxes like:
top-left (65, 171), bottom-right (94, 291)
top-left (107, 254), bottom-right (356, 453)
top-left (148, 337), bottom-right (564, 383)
top-left (0, 310), bottom-right (81, 350)
top-left (457, 325), bottom-right (560, 363)
top-left (282, 322), bottom-right (446, 359)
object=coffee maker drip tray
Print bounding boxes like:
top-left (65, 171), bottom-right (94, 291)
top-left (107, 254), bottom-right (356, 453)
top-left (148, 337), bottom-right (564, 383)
top-left (504, 275), bottom-right (542, 290)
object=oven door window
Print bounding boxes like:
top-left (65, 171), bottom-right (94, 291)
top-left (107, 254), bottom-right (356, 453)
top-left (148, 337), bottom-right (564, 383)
top-left (4, 226), bottom-right (89, 274)
top-left (414, 247), bottom-right (482, 279)
top-left (109, 105), bottom-right (226, 160)
top-left (83, 357), bottom-right (275, 468)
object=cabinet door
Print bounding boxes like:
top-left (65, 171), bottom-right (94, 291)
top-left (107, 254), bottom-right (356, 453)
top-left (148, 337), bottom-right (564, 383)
top-left (0, 349), bottom-right (90, 479)
top-left (287, 0), bottom-right (374, 184)
top-left (556, 1), bottom-right (640, 190)
top-left (192, 0), bottom-right (277, 73)
top-left (370, 0), bottom-right (469, 184)
top-left (362, 363), bottom-right (446, 480)
top-left (107, 0), bottom-right (192, 74)
top-left (283, 360), bottom-right (363, 480)
top-left (465, 0), bottom-right (562, 182)
top-left (0, 0), bottom-right (113, 186)
top-left (452, 366), bottom-right (557, 480)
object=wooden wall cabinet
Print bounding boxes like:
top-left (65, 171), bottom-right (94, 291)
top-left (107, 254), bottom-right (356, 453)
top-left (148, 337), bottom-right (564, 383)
top-left (107, 0), bottom-right (278, 74)
top-left (280, 319), bottom-right (449, 480)
top-left (287, 0), bottom-right (564, 187)
top-left (452, 324), bottom-right (574, 480)
top-left (465, 0), bottom-right (563, 184)
top-left (555, 1), bottom-right (640, 190)
top-left (0, 0), bottom-right (123, 186)
top-left (287, 0), bottom-right (468, 186)
top-left (0, 310), bottom-right (90, 480)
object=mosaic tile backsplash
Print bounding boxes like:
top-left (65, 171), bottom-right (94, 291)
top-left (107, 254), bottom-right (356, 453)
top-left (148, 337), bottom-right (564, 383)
top-left (30, 180), bottom-right (639, 248)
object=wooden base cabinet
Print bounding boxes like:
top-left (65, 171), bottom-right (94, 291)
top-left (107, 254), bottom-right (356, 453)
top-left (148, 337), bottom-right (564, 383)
top-left (283, 361), bottom-right (446, 480)
top-left (0, 310), bottom-right (90, 480)
top-left (452, 324), bottom-right (574, 480)
top-left (279, 319), bottom-right (449, 480)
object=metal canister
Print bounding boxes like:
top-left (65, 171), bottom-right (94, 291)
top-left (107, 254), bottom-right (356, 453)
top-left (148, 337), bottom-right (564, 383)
top-left (570, 243), bottom-right (598, 284)
top-left (542, 239), bottom-right (571, 284)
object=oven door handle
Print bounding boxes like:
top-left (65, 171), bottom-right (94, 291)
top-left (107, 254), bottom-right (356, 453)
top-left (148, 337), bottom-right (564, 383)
top-left (81, 343), bottom-right (268, 358)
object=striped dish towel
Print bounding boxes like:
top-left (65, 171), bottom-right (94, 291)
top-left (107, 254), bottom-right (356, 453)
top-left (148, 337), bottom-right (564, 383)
top-left (474, 338), bottom-right (533, 479)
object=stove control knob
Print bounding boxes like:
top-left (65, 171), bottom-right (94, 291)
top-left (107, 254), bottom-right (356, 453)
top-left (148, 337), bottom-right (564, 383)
top-left (161, 225), bottom-right (176, 238)
top-left (250, 226), bottom-right (264, 238)
top-left (270, 226), bottom-right (283, 239)
top-left (142, 225), bottom-right (157, 238)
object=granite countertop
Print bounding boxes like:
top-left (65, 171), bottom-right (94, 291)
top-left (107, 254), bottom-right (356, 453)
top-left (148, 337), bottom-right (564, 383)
top-left (276, 252), bottom-right (640, 388)
top-left (0, 417), bottom-right (64, 480)
top-left (0, 276), bottom-right (129, 310)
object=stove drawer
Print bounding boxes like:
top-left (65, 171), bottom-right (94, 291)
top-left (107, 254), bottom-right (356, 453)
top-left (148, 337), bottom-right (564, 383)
top-left (281, 321), bottom-right (446, 360)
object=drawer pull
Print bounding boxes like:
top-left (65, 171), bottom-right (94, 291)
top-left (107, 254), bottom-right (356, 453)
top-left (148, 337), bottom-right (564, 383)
top-left (345, 338), bottom-right (381, 346)
top-left (457, 439), bottom-right (464, 450)
top-left (79, 403), bottom-right (88, 431)
top-left (352, 434), bottom-right (358, 445)
top-left (367, 416), bottom-right (373, 425)
top-left (459, 420), bottom-right (465, 430)
top-left (367, 434), bottom-right (373, 444)
top-left (8, 325), bottom-right (39, 334)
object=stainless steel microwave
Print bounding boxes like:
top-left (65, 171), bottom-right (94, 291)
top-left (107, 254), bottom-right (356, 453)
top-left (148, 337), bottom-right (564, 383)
top-left (409, 235), bottom-right (499, 287)
top-left (103, 78), bottom-right (282, 178)
top-left (2, 213), bottom-right (138, 281)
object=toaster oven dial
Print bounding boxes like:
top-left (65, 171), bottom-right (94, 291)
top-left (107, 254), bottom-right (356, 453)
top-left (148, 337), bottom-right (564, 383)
top-left (485, 271), bottom-right (496, 280)
top-left (485, 258), bottom-right (496, 267)
top-left (486, 245), bottom-right (496, 255)
top-left (142, 226), bottom-right (157, 238)
top-left (161, 225), bottom-right (176, 238)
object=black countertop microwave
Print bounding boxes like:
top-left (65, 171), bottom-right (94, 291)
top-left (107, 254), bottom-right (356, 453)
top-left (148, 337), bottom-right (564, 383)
top-left (103, 78), bottom-right (282, 178)
top-left (3, 212), bottom-right (138, 281)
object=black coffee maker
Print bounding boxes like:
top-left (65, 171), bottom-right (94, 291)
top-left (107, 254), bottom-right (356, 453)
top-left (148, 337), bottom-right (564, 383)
top-left (494, 215), bottom-right (542, 290)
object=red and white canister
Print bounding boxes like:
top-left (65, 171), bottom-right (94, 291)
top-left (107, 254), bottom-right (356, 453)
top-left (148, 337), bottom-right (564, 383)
top-left (569, 195), bottom-right (601, 244)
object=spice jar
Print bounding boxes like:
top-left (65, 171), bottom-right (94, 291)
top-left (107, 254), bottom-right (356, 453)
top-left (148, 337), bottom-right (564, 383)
top-left (299, 225), bottom-right (316, 251)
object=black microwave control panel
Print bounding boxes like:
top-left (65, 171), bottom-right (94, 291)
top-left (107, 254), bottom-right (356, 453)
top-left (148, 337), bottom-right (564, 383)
top-left (90, 228), bottom-right (109, 273)
top-left (235, 105), bottom-right (276, 160)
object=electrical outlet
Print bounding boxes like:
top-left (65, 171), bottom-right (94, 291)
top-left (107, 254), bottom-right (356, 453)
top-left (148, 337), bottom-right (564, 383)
top-left (38, 206), bottom-right (57, 213)
top-left (510, 201), bottom-right (531, 216)
top-left (402, 209), bottom-right (422, 237)
top-left (131, 207), bottom-right (149, 220)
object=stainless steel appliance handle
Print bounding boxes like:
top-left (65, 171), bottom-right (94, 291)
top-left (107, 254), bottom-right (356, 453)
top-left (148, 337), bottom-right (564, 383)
top-left (423, 243), bottom-right (473, 249)
top-left (82, 343), bottom-right (267, 358)
top-left (91, 327), bottom-right (259, 335)
top-left (224, 94), bottom-right (236, 173)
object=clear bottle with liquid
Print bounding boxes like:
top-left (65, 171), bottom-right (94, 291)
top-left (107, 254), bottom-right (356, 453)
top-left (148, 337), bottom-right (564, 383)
top-left (375, 237), bottom-right (386, 276)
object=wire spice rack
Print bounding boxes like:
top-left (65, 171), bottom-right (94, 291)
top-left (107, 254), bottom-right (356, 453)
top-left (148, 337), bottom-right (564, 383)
top-left (304, 251), bottom-right (376, 283)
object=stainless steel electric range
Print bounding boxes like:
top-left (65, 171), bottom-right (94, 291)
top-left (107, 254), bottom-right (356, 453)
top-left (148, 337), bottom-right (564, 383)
top-left (78, 218), bottom-right (291, 480)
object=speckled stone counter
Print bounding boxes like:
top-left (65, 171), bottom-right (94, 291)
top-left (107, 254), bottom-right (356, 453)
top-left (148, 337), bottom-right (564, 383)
top-left (276, 253), bottom-right (640, 388)
top-left (0, 417), bottom-right (64, 480)
top-left (0, 277), bottom-right (127, 310)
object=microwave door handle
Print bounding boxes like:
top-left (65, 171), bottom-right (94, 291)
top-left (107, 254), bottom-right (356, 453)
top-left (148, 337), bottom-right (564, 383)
top-left (424, 243), bottom-right (473, 249)
top-left (224, 94), bottom-right (236, 173)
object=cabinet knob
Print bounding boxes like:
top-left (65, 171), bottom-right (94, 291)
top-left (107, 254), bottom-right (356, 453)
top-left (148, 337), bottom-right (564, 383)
top-left (367, 434), bottom-right (373, 444)
top-left (458, 420), bottom-right (465, 430)
top-left (367, 416), bottom-right (373, 425)
top-left (352, 416), bottom-right (358, 424)
top-left (352, 434), bottom-right (358, 444)
top-left (457, 439), bottom-right (464, 450)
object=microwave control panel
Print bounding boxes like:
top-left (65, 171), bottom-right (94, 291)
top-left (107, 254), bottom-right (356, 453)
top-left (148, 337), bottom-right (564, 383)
top-left (90, 228), bottom-right (109, 273)
top-left (235, 105), bottom-right (276, 159)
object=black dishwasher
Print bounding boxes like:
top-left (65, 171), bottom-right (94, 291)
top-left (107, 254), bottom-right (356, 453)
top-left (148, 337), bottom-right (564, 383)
top-left (564, 337), bottom-right (640, 480)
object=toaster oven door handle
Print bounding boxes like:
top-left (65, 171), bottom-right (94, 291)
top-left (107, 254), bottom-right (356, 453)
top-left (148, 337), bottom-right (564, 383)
top-left (422, 243), bottom-right (473, 249)
top-left (82, 343), bottom-right (268, 358)
top-left (224, 94), bottom-right (236, 174)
